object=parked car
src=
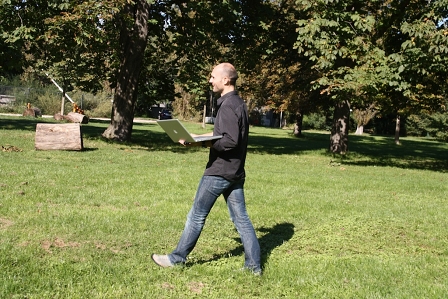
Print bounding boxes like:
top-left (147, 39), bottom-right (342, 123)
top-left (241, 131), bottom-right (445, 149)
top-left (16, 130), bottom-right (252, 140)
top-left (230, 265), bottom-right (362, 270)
top-left (158, 109), bottom-right (172, 120)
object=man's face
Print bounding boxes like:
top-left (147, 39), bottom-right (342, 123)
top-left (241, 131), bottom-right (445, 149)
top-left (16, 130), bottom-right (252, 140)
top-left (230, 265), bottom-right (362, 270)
top-left (209, 66), bottom-right (225, 94)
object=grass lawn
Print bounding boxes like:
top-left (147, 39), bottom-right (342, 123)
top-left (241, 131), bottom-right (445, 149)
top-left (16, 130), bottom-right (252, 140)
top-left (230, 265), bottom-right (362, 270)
top-left (1, 115), bottom-right (447, 298)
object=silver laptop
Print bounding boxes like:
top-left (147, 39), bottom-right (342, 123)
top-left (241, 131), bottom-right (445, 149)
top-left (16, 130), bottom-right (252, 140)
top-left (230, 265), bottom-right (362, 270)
top-left (157, 119), bottom-right (222, 143)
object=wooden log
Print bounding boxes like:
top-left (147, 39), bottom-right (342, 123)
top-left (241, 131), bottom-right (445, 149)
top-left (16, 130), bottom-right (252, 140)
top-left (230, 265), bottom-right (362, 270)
top-left (35, 123), bottom-right (83, 151)
top-left (64, 112), bottom-right (89, 124)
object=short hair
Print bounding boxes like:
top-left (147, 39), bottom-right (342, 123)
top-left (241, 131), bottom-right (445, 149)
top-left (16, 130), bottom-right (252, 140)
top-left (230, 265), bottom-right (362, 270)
top-left (220, 63), bottom-right (238, 86)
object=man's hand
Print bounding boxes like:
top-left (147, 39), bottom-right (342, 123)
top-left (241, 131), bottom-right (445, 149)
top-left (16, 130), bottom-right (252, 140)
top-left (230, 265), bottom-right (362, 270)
top-left (179, 139), bottom-right (210, 148)
top-left (179, 139), bottom-right (191, 146)
top-left (179, 132), bottom-right (213, 147)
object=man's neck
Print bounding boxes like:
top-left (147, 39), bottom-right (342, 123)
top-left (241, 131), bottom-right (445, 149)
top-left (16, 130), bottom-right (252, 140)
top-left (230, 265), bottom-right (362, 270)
top-left (221, 86), bottom-right (235, 96)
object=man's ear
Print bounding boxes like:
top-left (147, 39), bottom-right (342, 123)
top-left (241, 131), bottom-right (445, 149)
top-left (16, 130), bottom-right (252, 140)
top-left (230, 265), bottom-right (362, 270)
top-left (223, 77), bottom-right (230, 85)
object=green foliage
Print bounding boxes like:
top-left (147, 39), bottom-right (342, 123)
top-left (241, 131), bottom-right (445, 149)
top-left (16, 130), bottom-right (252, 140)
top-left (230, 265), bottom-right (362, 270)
top-left (86, 99), bottom-right (113, 118)
top-left (1, 0), bottom-right (448, 143)
top-left (35, 90), bottom-right (64, 115)
top-left (1, 116), bottom-right (448, 298)
top-left (425, 113), bottom-right (448, 142)
top-left (294, 0), bottom-right (448, 113)
top-left (0, 0), bottom-right (128, 91)
top-left (406, 114), bottom-right (432, 137)
top-left (302, 112), bottom-right (329, 131)
top-left (406, 112), bottom-right (448, 142)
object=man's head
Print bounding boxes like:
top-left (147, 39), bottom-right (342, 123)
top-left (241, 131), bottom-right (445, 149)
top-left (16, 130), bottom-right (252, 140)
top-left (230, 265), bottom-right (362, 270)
top-left (209, 63), bottom-right (238, 95)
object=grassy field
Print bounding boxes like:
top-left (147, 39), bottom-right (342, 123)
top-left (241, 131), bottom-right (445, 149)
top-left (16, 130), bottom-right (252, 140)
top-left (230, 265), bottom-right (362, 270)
top-left (1, 115), bottom-right (447, 298)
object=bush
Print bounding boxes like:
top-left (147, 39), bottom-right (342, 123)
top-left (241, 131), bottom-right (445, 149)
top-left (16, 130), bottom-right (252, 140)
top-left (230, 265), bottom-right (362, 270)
top-left (406, 114), bottom-right (431, 137)
top-left (86, 100), bottom-right (112, 118)
top-left (406, 113), bottom-right (448, 142)
top-left (428, 113), bottom-right (448, 142)
top-left (68, 90), bottom-right (113, 118)
top-left (303, 112), bottom-right (328, 130)
top-left (36, 90), bottom-right (65, 115)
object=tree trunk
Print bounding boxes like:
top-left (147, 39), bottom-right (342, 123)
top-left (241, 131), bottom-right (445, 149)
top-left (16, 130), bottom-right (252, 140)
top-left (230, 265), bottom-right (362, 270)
top-left (329, 99), bottom-right (350, 154)
top-left (102, 0), bottom-right (151, 141)
top-left (293, 111), bottom-right (303, 137)
top-left (355, 125), bottom-right (364, 135)
top-left (394, 115), bottom-right (401, 145)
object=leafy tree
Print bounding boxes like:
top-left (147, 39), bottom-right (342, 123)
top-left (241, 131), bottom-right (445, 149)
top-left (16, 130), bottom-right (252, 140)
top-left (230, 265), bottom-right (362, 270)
top-left (294, 0), bottom-right (388, 153)
top-left (353, 103), bottom-right (377, 135)
top-left (294, 0), bottom-right (448, 152)
top-left (234, 0), bottom-right (324, 135)
top-left (102, 0), bottom-right (152, 141)
top-left (1, 0), bottom-right (123, 90)
top-left (1, 0), bottom-right (155, 141)
top-left (0, 2), bottom-right (22, 78)
top-left (2, 0), bottom-right (446, 145)
top-left (162, 0), bottom-right (243, 118)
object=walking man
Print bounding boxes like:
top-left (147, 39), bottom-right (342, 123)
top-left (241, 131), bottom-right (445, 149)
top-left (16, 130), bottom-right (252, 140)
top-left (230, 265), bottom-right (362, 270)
top-left (151, 62), bottom-right (261, 275)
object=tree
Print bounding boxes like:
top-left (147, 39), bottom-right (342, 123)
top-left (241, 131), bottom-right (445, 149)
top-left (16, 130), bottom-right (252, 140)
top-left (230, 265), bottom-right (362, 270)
top-left (233, 0), bottom-right (323, 135)
top-left (2, 0), bottom-right (446, 144)
top-left (294, 0), bottom-right (389, 153)
top-left (294, 0), bottom-right (448, 152)
top-left (0, 2), bottom-right (22, 78)
top-left (353, 102), bottom-right (377, 135)
top-left (1, 0), bottom-right (154, 141)
top-left (162, 0), bottom-right (244, 119)
top-left (102, 0), bottom-right (151, 141)
top-left (1, 1), bottom-right (125, 90)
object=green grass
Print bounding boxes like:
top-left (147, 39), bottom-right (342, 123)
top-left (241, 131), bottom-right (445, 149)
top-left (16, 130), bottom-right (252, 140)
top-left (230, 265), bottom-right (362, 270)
top-left (1, 115), bottom-right (448, 298)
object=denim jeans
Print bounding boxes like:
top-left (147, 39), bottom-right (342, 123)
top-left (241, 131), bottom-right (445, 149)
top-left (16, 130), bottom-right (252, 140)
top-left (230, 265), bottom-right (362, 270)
top-left (169, 175), bottom-right (261, 272)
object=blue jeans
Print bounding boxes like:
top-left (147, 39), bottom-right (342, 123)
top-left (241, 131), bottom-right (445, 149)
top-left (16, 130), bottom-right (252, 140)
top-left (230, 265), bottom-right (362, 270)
top-left (169, 175), bottom-right (261, 272)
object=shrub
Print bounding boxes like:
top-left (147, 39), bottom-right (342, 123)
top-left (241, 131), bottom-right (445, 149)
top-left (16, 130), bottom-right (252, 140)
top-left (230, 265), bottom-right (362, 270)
top-left (406, 114), bottom-right (431, 137)
top-left (406, 113), bottom-right (448, 142)
top-left (86, 100), bottom-right (112, 118)
top-left (428, 113), bottom-right (448, 142)
top-left (35, 90), bottom-right (66, 115)
top-left (303, 112), bottom-right (328, 130)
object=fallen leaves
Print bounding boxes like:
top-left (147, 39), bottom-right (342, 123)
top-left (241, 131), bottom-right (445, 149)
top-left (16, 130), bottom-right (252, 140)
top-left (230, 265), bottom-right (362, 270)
top-left (2, 145), bottom-right (22, 152)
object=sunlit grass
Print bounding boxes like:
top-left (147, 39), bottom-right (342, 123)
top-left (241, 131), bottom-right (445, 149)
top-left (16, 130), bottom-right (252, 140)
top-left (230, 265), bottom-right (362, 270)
top-left (1, 115), bottom-right (447, 298)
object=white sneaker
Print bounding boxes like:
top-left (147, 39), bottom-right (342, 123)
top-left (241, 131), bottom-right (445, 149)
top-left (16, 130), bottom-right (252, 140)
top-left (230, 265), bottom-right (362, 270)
top-left (151, 254), bottom-right (174, 268)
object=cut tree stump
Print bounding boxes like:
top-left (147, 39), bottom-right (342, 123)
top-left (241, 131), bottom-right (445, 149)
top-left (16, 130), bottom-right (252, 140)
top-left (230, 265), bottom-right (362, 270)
top-left (64, 112), bottom-right (89, 124)
top-left (53, 112), bottom-right (89, 123)
top-left (35, 123), bottom-right (83, 151)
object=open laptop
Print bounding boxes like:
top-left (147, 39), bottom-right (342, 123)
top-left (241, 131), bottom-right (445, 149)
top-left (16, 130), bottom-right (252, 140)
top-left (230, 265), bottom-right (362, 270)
top-left (157, 119), bottom-right (222, 143)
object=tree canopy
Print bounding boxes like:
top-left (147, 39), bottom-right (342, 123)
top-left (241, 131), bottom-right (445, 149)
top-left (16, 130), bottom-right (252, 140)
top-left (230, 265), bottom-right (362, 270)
top-left (1, 0), bottom-right (447, 147)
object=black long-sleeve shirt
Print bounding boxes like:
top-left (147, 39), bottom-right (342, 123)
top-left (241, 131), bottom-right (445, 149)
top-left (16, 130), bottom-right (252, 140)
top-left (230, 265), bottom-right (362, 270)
top-left (204, 91), bottom-right (249, 181)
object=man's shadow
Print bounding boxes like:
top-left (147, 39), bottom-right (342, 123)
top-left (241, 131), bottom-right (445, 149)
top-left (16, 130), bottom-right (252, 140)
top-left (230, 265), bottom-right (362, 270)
top-left (194, 222), bottom-right (295, 269)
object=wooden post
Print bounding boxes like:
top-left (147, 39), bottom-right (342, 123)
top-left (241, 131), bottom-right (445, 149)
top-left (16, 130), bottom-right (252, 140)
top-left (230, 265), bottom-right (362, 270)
top-left (60, 87), bottom-right (65, 116)
top-left (35, 123), bottom-right (83, 151)
top-left (202, 104), bottom-right (206, 128)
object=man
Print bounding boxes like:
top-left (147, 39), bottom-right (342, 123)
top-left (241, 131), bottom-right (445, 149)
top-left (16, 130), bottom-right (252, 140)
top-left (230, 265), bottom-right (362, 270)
top-left (151, 62), bottom-right (261, 275)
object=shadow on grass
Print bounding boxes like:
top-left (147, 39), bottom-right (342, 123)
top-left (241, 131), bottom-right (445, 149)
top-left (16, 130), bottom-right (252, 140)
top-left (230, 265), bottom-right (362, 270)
top-left (193, 222), bottom-right (294, 270)
top-left (345, 134), bottom-right (448, 172)
top-left (0, 117), bottom-right (181, 152)
top-left (0, 116), bottom-right (46, 131)
top-left (2, 116), bottom-right (447, 172)
top-left (258, 222), bottom-right (295, 268)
